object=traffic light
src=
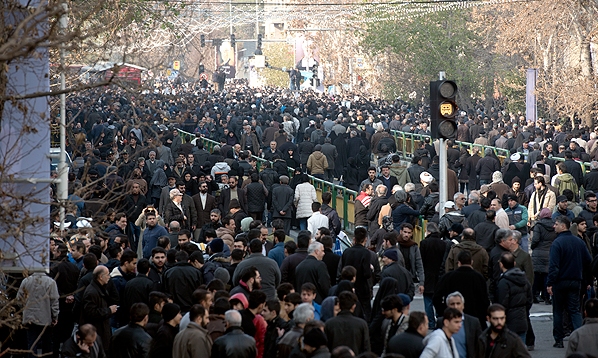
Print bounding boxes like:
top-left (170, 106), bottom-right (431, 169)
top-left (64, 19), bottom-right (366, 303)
top-left (255, 34), bottom-right (263, 55)
top-left (430, 80), bottom-right (458, 140)
top-left (230, 34), bottom-right (236, 47)
top-left (199, 64), bottom-right (205, 74)
top-left (312, 64), bottom-right (319, 87)
top-left (200, 34), bottom-right (205, 47)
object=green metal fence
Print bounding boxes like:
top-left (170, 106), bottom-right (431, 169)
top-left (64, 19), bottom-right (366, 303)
top-left (390, 129), bottom-right (591, 174)
top-left (177, 130), bottom-right (359, 234)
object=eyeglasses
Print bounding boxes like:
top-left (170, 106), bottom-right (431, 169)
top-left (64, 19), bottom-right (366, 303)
top-left (588, 199), bottom-right (597, 203)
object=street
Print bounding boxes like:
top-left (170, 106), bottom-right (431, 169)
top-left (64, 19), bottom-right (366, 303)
top-left (408, 294), bottom-right (566, 358)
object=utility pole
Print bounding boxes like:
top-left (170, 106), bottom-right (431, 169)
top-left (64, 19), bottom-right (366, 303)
top-left (438, 71), bottom-right (447, 218)
top-left (57, 2), bottom-right (69, 231)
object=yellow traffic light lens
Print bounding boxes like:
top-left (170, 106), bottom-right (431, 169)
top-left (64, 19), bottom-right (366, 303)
top-left (439, 81), bottom-right (457, 98)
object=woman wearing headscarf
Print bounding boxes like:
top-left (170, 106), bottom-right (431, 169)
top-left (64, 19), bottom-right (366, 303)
top-left (370, 216), bottom-right (394, 254)
top-left (320, 296), bottom-right (339, 322)
top-left (333, 132), bottom-right (348, 180)
top-left (392, 190), bottom-right (420, 229)
top-left (342, 157), bottom-right (361, 192)
top-left (370, 277), bottom-right (400, 356)
top-left (149, 167), bottom-right (168, 206)
top-left (531, 207), bottom-right (557, 303)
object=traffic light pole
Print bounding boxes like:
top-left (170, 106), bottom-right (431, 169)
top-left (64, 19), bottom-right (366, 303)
top-left (438, 71), bottom-right (447, 218)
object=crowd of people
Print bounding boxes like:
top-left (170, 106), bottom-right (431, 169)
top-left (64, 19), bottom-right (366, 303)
top-left (10, 80), bottom-right (598, 358)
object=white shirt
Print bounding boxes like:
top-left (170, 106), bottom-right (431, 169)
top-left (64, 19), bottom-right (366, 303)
top-left (308, 212), bottom-right (330, 237)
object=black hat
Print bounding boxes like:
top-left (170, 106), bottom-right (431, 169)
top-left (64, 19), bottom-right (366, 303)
top-left (557, 195), bottom-right (568, 203)
top-left (161, 303), bottom-right (180, 322)
top-left (303, 328), bottom-right (327, 348)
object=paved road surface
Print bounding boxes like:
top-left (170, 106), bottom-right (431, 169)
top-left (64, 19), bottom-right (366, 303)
top-left (408, 293), bottom-right (566, 358)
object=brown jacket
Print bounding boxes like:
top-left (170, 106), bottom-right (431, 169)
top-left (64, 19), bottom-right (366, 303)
top-left (307, 151), bottom-right (328, 175)
top-left (445, 239), bottom-right (489, 279)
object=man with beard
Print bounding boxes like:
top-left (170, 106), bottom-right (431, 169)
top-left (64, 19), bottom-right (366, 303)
top-left (148, 247), bottom-right (167, 291)
top-left (478, 304), bottom-right (530, 358)
top-left (192, 181), bottom-right (218, 241)
top-left (219, 175), bottom-right (247, 215)
top-left (198, 209), bottom-right (223, 243)
top-left (397, 223), bottom-right (425, 292)
top-left (172, 304), bottom-right (212, 358)
top-left (230, 266), bottom-right (262, 299)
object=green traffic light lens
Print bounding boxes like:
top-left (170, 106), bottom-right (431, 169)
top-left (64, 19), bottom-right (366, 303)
top-left (439, 81), bottom-right (457, 98)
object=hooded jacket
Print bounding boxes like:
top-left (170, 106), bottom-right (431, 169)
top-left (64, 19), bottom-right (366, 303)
top-left (445, 239), bottom-right (489, 278)
top-left (496, 267), bottom-right (533, 334)
top-left (531, 218), bottom-right (557, 273)
top-left (307, 151), bottom-right (329, 175)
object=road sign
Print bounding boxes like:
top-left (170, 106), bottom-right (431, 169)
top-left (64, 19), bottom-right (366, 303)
top-left (173, 61), bottom-right (180, 70)
top-left (200, 72), bottom-right (208, 80)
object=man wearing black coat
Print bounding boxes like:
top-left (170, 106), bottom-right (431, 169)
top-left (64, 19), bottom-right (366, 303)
top-left (433, 250), bottom-right (490, 327)
top-left (121, 259), bottom-right (155, 325)
top-left (320, 235), bottom-right (341, 286)
top-left (473, 209), bottom-right (500, 252)
top-left (489, 228), bottom-right (515, 300)
top-left (336, 227), bottom-right (380, 322)
top-left (584, 162), bottom-right (598, 192)
top-left (435, 291), bottom-right (482, 358)
top-left (82, 266), bottom-right (118, 351)
top-left (218, 176), bottom-right (247, 215)
top-left (271, 176), bottom-right (295, 235)
top-left (496, 252), bottom-right (533, 341)
top-left (478, 304), bottom-right (531, 358)
top-left (281, 232), bottom-right (310, 285)
top-left (109, 303), bottom-right (152, 358)
top-left (162, 251), bottom-right (204, 312)
top-left (564, 151), bottom-right (584, 187)
top-left (419, 223), bottom-right (448, 328)
top-left (212, 310), bottom-right (257, 358)
top-left (295, 241), bottom-right (330, 304)
top-left (324, 291), bottom-right (370, 355)
top-left (49, 246), bottom-right (80, 356)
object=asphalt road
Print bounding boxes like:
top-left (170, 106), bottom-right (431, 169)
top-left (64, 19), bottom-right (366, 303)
top-left (408, 293), bottom-right (567, 358)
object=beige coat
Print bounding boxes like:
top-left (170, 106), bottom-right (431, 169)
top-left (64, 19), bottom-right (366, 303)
top-left (307, 151), bottom-right (328, 175)
top-left (172, 322), bottom-right (212, 358)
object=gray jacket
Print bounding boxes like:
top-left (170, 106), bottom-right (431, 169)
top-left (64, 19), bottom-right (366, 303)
top-left (232, 253), bottom-right (281, 300)
top-left (566, 318), bottom-right (598, 357)
top-left (321, 143), bottom-right (338, 170)
top-left (17, 272), bottom-right (59, 326)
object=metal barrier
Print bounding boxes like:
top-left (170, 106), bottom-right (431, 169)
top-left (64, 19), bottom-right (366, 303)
top-left (390, 129), bottom-right (591, 173)
top-left (177, 130), bottom-right (359, 234)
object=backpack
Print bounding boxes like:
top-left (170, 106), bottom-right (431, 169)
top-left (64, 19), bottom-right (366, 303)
top-left (555, 173), bottom-right (579, 201)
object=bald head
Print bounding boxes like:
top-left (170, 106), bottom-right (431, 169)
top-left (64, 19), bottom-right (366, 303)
top-left (93, 265), bottom-right (109, 284)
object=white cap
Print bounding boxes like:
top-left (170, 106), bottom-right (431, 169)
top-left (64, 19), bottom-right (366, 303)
top-left (443, 201), bottom-right (456, 209)
top-left (420, 172), bottom-right (434, 184)
top-left (510, 153), bottom-right (521, 161)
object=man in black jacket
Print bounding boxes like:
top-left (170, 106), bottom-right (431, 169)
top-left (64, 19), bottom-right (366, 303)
top-left (110, 303), bottom-right (152, 358)
top-left (121, 259), bottom-right (155, 325)
top-left (148, 303), bottom-right (181, 358)
top-left (295, 241), bottom-right (330, 304)
top-left (281, 231), bottom-right (310, 285)
top-left (435, 291), bottom-right (482, 358)
top-left (60, 324), bottom-right (105, 358)
top-left (496, 252), bottom-right (533, 342)
top-left (212, 310), bottom-right (257, 358)
top-left (271, 176), bottom-right (294, 235)
top-left (336, 227), bottom-right (380, 321)
top-left (473, 209), bottom-right (500, 253)
top-left (162, 250), bottom-right (204, 312)
top-left (478, 304), bottom-right (531, 358)
top-left (324, 291), bottom-right (370, 355)
top-left (83, 266), bottom-right (118, 351)
top-left (433, 250), bottom-right (490, 327)
top-left (320, 235), bottom-right (341, 287)
top-left (489, 229), bottom-right (516, 300)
